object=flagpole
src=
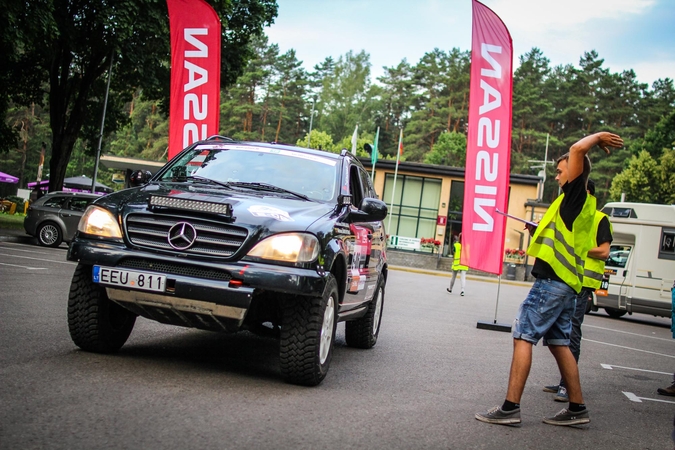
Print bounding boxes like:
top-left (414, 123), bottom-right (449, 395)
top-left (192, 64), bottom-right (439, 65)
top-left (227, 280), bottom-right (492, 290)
top-left (387, 128), bottom-right (403, 233)
top-left (371, 126), bottom-right (379, 181)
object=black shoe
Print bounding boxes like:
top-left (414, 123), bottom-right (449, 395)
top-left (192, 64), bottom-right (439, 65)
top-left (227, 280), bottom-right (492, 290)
top-left (657, 381), bottom-right (675, 396)
top-left (446, 288), bottom-right (452, 293)
top-left (543, 384), bottom-right (559, 393)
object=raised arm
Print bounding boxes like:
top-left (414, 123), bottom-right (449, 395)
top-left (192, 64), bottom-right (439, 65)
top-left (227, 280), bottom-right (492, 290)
top-left (567, 132), bottom-right (624, 182)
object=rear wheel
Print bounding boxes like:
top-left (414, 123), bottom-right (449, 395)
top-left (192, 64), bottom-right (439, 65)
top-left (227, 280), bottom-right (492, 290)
top-left (68, 263), bottom-right (136, 352)
top-left (345, 277), bottom-right (384, 349)
top-left (605, 307), bottom-right (627, 319)
top-left (37, 222), bottom-right (62, 247)
top-left (280, 275), bottom-right (338, 386)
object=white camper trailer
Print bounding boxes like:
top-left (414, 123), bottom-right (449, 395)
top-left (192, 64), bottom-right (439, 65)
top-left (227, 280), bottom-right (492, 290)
top-left (591, 202), bottom-right (675, 319)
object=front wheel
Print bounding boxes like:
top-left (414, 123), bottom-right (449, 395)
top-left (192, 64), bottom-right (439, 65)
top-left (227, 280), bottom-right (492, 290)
top-left (280, 275), bottom-right (338, 386)
top-left (605, 307), bottom-right (627, 319)
top-left (345, 277), bottom-right (384, 349)
top-left (68, 263), bottom-right (136, 352)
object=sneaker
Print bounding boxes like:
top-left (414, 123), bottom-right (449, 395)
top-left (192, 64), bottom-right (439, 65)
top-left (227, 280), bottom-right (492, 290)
top-left (657, 381), bottom-right (675, 396)
top-left (461, 291), bottom-right (465, 296)
top-left (543, 384), bottom-right (560, 393)
top-left (446, 288), bottom-right (452, 293)
top-left (554, 386), bottom-right (569, 402)
top-left (475, 406), bottom-right (521, 425)
top-left (543, 408), bottom-right (590, 426)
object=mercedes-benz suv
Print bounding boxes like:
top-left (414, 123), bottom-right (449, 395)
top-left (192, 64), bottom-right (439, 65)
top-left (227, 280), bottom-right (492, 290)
top-left (66, 136), bottom-right (388, 385)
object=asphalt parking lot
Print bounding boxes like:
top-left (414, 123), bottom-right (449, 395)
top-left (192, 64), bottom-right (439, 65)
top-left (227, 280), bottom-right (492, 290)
top-left (0, 238), bottom-right (673, 449)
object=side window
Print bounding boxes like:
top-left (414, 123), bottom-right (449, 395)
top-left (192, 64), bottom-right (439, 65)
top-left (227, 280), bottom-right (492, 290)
top-left (358, 168), bottom-right (374, 198)
top-left (606, 244), bottom-right (631, 268)
top-left (42, 197), bottom-right (67, 208)
top-left (69, 198), bottom-right (90, 212)
top-left (349, 165), bottom-right (365, 208)
top-left (659, 228), bottom-right (675, 261)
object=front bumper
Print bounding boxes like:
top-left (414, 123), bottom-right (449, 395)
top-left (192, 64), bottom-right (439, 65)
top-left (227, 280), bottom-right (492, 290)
top-left (68, 237), bottom-right (328, 329)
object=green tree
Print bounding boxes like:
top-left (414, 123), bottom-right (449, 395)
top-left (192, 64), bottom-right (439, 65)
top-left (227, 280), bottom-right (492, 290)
top-left (609, 150), bottom-right (660, 202)
top-left (424, 131), bottom-right (467, 167)
top-left (296, 130), bottom-right (335, 152)
top-left (3, 0), bottom-right (277, 193)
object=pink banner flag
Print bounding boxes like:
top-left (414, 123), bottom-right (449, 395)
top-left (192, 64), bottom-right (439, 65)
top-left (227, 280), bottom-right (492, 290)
top-left (167, 0), bottom-right (221, 159)
top-left (461, 0), bottom-right (513, 275)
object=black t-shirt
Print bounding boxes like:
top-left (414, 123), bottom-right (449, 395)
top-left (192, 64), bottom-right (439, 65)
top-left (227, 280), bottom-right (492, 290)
top-left (531, 176), bottom-right (588, 282)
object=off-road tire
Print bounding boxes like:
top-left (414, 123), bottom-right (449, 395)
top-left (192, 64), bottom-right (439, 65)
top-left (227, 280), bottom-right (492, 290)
top-left (37, 221), bottom-right (62, 247)
top-left (345, 277), bottom-right (384, 349)
top-left (280, 274), bottom-right (338, 386)
top-left (68, 263), bottom-right (136, 352)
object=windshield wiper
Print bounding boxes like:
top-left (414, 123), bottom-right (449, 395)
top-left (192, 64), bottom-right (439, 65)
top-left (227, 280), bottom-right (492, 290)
top-left (226, 182), bottom-right (311, 201)
top-left (186, 175), bottom-right (234, 190)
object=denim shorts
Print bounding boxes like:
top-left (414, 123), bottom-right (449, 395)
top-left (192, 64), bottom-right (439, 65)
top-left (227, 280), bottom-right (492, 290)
top-left (512, 278), bottom-right (576, 346)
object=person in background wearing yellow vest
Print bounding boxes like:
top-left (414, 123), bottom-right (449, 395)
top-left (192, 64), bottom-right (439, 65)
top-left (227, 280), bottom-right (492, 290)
top-left (447, 233), bottom-right (468, 296)
top-left (543, 179), bottom-right (613, 402)
top-left (476, 131), bottom-right (623, 427)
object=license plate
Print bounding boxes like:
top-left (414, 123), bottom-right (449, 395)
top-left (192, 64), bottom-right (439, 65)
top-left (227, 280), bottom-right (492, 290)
top-left (93, 266), bottom-right (166, 292)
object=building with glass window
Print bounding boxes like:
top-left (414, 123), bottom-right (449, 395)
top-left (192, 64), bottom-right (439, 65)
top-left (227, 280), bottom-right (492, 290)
top-left (364, 159), bottom-right (548, 270)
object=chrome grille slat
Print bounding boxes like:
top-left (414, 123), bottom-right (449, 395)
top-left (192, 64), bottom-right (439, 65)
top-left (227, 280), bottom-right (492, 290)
top-left (125, 213), bottom-right (247, 258)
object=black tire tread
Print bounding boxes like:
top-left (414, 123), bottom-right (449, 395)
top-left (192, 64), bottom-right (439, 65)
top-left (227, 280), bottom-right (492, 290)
top-left (68, 263), bottom-right (136, 353)
top-left (279, 275), bottom-right (338, 386)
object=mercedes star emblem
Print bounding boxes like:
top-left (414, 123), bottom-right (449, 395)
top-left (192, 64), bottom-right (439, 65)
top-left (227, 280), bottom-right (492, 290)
top-left (167, 222), bottom-right (197, 250)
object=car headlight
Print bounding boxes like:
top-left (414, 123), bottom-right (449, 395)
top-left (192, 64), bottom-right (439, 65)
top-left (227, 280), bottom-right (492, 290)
top-left (247, 233), bottom-right (320, 263)
top-left (78, 206), bottom-right (123, 239)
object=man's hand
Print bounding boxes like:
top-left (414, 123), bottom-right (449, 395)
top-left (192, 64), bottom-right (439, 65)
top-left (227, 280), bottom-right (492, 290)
top-left (525, 222), bottom-right (538, 236)
top-left (596, 132), bottom-right (624, 154)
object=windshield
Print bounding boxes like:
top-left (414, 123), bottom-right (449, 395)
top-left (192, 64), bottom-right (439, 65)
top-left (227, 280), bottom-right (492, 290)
top-left (160, 145), bottom-right (339, 202)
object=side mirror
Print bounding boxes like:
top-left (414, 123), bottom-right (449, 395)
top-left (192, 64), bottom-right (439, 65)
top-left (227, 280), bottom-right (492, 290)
top-left (129, 170), bottom-right (152, 187)
top-left (350, 197), bottom-right (387, 222)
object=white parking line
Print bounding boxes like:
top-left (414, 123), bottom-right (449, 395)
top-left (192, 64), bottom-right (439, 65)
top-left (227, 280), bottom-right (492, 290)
top-left (623, 392), bottom-right (675, 404)
top-left (584, 338), bottom-right (675, 359)
top-left (0, 252), bottom-right (75, 265)
top-left (0, 262), bottom-right (48, 270)
top-left (601, 364), bottom-right (672, 375)
top-left (584, 324), bottom-right (674, 342)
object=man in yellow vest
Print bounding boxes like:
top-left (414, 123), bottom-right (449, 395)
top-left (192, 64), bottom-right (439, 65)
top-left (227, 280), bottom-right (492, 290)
top-left (543, 179), bottom-right (613, 402)
top-left (447, 233), bottom-right (468, 296)
top-left (476, 132), bottom-right (623, 427)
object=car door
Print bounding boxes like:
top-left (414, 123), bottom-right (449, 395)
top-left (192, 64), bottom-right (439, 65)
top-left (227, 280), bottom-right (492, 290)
top-left (602, 244), bottom-right (633, 310)
top-left (61, 197), bottom-right (92, 241)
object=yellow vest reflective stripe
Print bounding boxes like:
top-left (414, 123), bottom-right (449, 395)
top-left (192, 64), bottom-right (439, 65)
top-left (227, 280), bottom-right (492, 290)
top-left (527, 193), bottom-right (596, 293)
top-left (582, 211), bottom-right (612, 289)
top-left (452, 242), bottom-right (468, 271)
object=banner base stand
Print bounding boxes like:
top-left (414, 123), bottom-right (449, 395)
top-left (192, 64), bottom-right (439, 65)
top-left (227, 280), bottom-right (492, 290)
top-left (476, 320), bottom-right (511, 332)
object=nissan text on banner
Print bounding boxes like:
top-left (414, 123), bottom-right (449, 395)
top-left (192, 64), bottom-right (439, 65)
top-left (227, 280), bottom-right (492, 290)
top-left (461, 0), bottom-right (513, 275)
top-left (167, 0), bottom-right (221, 160)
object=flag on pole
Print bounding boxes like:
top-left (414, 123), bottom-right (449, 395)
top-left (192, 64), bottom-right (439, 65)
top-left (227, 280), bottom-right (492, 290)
top-left (351, 125), bottom-right (359, 155)
top-left (167, 0), bottom-right (221, 160)
top-left (461, 0), bottom-right (513, 275)
top-left (372, 127), bottom-right (379, 166)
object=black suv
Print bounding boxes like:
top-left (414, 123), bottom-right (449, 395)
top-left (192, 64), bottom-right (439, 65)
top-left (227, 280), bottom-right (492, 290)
top-left (67, 137), bottom-right (388, 385)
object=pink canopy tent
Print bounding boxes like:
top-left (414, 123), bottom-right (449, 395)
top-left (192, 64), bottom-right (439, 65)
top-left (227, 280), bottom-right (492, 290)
top-left (0, 171), bottom-right (19, 184)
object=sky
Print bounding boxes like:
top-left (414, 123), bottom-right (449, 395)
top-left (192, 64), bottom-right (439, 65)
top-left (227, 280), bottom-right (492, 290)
top-left (265, 0), bottom-right (675, 87)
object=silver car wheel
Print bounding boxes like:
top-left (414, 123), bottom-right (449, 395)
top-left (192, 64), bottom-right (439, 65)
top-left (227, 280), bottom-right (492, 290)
top-left (39, 224), bottom-right (60, 246)
top-left (319, 294), bottom-right (335, 365)
top-left (372, 285), bottom-right (383, 336)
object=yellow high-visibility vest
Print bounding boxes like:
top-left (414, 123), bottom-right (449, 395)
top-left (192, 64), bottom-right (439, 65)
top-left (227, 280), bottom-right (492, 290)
top-left (527, 193), bottom-right (596, 293)
top-left (452, 242), bottom-right (468, 271)
top-left (582, 211), bottom-right (612, 289)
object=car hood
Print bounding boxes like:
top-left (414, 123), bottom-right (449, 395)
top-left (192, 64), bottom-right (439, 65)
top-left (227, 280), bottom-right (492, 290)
top-left (95, 182), bottom-right (337, 234)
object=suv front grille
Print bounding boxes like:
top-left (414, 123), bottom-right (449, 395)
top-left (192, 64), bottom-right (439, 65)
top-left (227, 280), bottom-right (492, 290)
top-left (125, 213), bottom-right (248, 258)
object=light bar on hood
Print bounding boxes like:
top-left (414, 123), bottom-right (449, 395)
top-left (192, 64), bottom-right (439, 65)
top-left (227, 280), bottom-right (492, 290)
top-left (149, 195), bottom-right (233, 217)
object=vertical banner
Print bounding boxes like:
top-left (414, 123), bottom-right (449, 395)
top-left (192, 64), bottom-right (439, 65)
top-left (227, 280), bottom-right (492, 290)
top-left (167, 0), bottom-right (221, 160)
top-left (461, 0), bottom-right (513, 274)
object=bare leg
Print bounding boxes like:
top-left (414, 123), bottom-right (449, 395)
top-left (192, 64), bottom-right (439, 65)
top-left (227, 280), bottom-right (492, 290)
top-left (505, 338), bottom-right (533, 403)
top-left (549, 345), bottom-right (584, 404)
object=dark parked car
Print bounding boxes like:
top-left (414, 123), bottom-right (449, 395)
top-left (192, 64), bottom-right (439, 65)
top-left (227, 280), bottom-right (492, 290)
top-left (24, 191), bottom-right (100, 247)
top-left (67, 137), bottom-right (388, 385)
